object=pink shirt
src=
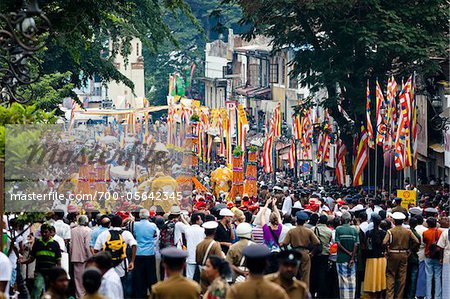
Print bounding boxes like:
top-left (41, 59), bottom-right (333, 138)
top-left (70, 226), bottom-right (92, 262)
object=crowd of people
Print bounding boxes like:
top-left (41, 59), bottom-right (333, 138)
top-left (1, 182), bottom-right (449, 299)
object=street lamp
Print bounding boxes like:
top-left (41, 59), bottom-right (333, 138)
top-left (0, 0), bottom-right (50, 104)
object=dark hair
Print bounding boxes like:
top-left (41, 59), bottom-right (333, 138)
top-left (47, 267), bottom-right (67, 284)
top-left (163, 257), bottom-right (185, 271)
top-left (246, 257), bottom-right (267, 274)
top-left (378, 210), bottom-right (387, 220)
top-left (319, 215), bottom-right (328, 225)
top-left (208, 255), bottom-right (232, 278)
top-left (110, 215), bottom-right (122, 227)
top-left (296, 219), bottom-right (306, 225)
top-left (93, 252), bottom-right (113, 270)
top-left (380, 220), bottom-right (390, 231)
top-left (54, 210), bottom-right (64, 220)
top-left (415, 215), bottom-right (424, 225)
top-left (83, 268), bottom-right (102, 294)
top-left (244, 211), bottom-right (253, 223)
top-left (359, 212), bottom-right (368, 222)
top-left (155, 217), bottom-right (165, 230)
top-left (41, 223), bottom-right (52, 232)
top-left (409, 217), bottom-right (418, 229)
top-left (205, 214), bottom-right (216, 222)
top-left (309, 214), bottom-right (319, 226)
top-left (426, 217), bottom-right (437, 228)
top-left (205, 228), bottom-right (216, 236)
top-left (283, 214), bottom-right (293, 225)
top-left (393, 219), bottom-right (403, 226)
top-left (191, 213), bottom-right (202, 224)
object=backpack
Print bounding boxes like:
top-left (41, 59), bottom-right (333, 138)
top-left (103, 230), bottom-right (126, 267)
top-left (159, 220), bottom-right (176, 249)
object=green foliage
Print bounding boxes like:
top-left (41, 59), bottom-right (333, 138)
top-left (233, 145), bottom-right (243, 157)
top-left (228, 0), bottom-right (448, 133)
top-left (0, 0), bottom-right (200, 90)
top-left (248, 145), bottom-right (258, 152)
top-left (190, 114), bottom-right (200, 122)
top-left (0, 103), bottom-right (57, 158)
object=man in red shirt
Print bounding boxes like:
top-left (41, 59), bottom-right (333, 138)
top-left (422, 217), bottom-right (443, 299)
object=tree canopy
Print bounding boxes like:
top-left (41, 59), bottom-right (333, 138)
top-left (0, 0), bottom-right (200, 91)
top-left (229, 0), bottom-right (448, 133)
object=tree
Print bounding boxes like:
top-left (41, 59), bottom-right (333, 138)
top-left (0, 0), bottom-right (200, 91)
top-left (227, 0), bottom-right (448, 138)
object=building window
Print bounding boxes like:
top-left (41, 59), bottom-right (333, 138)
top-left (289, 72), bottom-right (298, 89)
top-left (249, 63), bottom-right (259, 87)
top-left (136, 42), bottom-right (140, 56)
top-left (270, 63), bottom-right (279, 84)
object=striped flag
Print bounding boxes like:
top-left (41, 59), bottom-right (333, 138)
top-left (270, 103), bottom-right (282, 137)
top-left (336, 139), bottom-right (347, 186)
top-left (411, 76), bottom-right (418, 169)
top-left (288, 141), bottom-right (295, 169)
top-left (366, 80), bottom-right (375, 148)
top-left (394, 77), bottom-right (413, 170)
top-left (263, 135), bottom-right (274, 173)
top-left (376, 80), bottom-right (386, 146)
top-left (353, 126), bottom-right (369, 186)
top-left (293, 113), bottom-right (302, 140)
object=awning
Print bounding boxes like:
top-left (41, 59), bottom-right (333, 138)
top-left (235, 86), bottom-right (259, 96)
top-left (248, 87), bottom-right (271, 99)
top-left (429, 143), bottom-right (445, 153)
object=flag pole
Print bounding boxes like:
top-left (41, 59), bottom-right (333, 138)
top-left (368, 143), bottom-right (371, 193)
top-left (374, 143), bottom-right (378, 196)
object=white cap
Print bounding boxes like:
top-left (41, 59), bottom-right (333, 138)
top-left (219, 208), bottom-right (234, 217)
top-left (236, 222), bottom-right (252, 239)
top-left (202, 221), bottom-right (218, 229)
top-left (273, 186), bottom-right (283, 191)
top-left (392, 212), bottom-right (406, 220)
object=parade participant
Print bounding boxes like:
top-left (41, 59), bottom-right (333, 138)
top-left (20, 223), bottom-right (62, 299)
top-left (363, 213), bottom-right (387, 298)
top-left (215, 209), bottom-right (235, 254)
top-left (180, 213), bottom-right (205, 279)
top-left (280, 211), bottom-right (320, 288)
top-left (335, 212), bottom-right (359, 299)
top-left (251, 207), bottom-right (267, 245)
top-left (93, 215), bottom-right (137, 285)
top-left (312, 214), bottom-right (332, 298)
top-left (225, 244), bottom-right (289, 299)
top-left (210, 160), bottom-right (232, 200)
top-left (196, 221), bottom-right (223, 292)
top-left (70, 215), bottom-right (92, 299)
top-left (203, 255), bottom-right (231, 299)
top-left (132, 208), bottom-right (159, 299)
top-left (150, 247), bottom-right (201, 299)
top-left (406, 217), bottom-right (421, 299)
top-left (0, 251), bottom-right (12, 297)
top-left (226, 222), bottom-right (253, 282)
top-left (391, 198), bottom-right (408, 216)
top-left (89, 216), bottom-right (110, 254)
top-left (413, 214), bottom-right (428, 299)
top-left (422, 217), bottom-right (443, 299)
top-left (82, 268), bottom-right (106, 299)
top-left (41, 267), bottom-right (69, 299)
top-left (87, 252), bottom-right (123, 299)
top-left (383, 212), bottom-right (419, 299)
top-left (281, 189), bottom-right (293, 217)
top-left (260, 198), bottom-right (282, 273)
top-left (437, 222), bottom-right (450, 299)
top-left (265, 250), bottom-right (310, 299)
top-left (53, 210), bottom-right (71, 246)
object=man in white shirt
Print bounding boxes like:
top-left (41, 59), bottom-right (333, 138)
top-left (179, 213), bottom-right (205, 279)
top-left (89, 251), bottom-right (124, 299)
top-left (366, 199), bottom-right (382, 221)
top-left (0, 251), bottom-right (12, 298)
top-left (94, 215), bottom-right (137, 279)
top-left (281, 190), bottom-right (293, 216)
top-left (53, 210), bottom-right (71, 243)
top-left (414, 215), bottom-right (428, 298)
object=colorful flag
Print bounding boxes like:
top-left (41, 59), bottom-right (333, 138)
top-left (263, 135), bottom-right (274, 173)
top-left (376, 80), bottom-right (386, 146)
top-left (394, 76), bottom-right (413, 170)
top-left (288, 141), bottom-right (295, 169)
top-left (270, 103), bottom-right (282, 137)
top-left (411, 75), bottom-right (418, 169)
top-left (336, 139), bottom-right (347, 186)
top-left (353, 126), bottom-right (369, 186)
top-left (366, 80), bottom-right (375, 148)
top-left (292, 113), bottom-right (302, 140)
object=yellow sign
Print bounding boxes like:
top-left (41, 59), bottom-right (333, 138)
top-left (396, 190), bottom-right (417, 209)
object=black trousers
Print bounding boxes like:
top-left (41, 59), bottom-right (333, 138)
top-left (310, 255), bottom-right (329, 298)
top-left (133, 255), bottom-right (157, 299)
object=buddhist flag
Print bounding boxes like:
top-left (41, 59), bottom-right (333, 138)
top-left (336, 139), bottom-right (347, 186)
top-left (288, 141), bottom-right (295, 169)
top-left (411, 75), bottom-right (418, 169)
top-left (366, 80), bottom-right (375, 149)
top-left (293, 113), bottom-right (302, 140)
top-left (270, 103), bottom-right (282, 137)
top-left (376, 80), bottom-right (386, 146)
top-left (353, 126), bottom-right (369, 186)
top-left (263, 135), bottom-right (274, 173)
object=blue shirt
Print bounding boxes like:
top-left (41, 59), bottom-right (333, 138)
top-left (90, 226), bottom-right (108, 247)
top-left (134, 220), bottom-right (158, 256)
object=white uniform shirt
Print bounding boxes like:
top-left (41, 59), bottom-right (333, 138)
top-left (0, 252), bottom-right (12, 299)
top-left (281, 196), bottom-right (293, 216)
top-left (415, 224), bottom-right (428, 261)
top-left (54, 219), bottom-right (71, 240)
top-left (437, 228), bottom-right (450, 264)
top-left (180, 224), bottom-right (205, 264)
top-left (94, 227), bottom-right (137, 277)
top-left (100, 267), bottom-right (124, 299)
